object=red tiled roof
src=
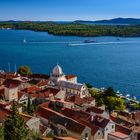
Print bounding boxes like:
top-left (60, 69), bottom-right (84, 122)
top-left (44, 88), bottom-right (60, 96)
top-left (39, 102), bottom-right (50, 108)
top-left (86, 106), bottom-right (104, 114)
top-left (0, 109), bottom-right (11, 123)
top-left (110, 115), bottom-right (134, 128)
top-left (115, 124), bottom-right (132, 135)
top-left (1, 73), bottom-right (17, 79)
top-left (30, 93), bottom-right (49, 99)
top-left (18, 92), bottom-right (25, 100)
top-left (65, 75), bottom-right (76, 80)
top-left (66, 95), bottom-right (84, 105)
top-left (61, 108), bottom-right (91, 122)
top-left (28, 74), bottom-right (50, 79)
top-left (60, 108), bottom-right (100, 135)
top-left (80, 120), bottom-right (100, 135)
top-left (92, 115), bottom-right (110, 129)
top-left (3, 79), bottom-right (21, 88)
top-left (83, 96), bottom-right (94, 103)
top-left (132, 111), bottom-right (140, 120)
top-left (22, 86), bottom-right (42, 94)
top-left (118, 111), bottom-right (131, 118)
top-left (109, 131), bottom-right (129, 139)
top-left (30, 88), bottom-right (60, 99)
top-left (36, 81), bottom-right (48, 87)
top-left (20, 113), bottom-right (32, 122)
top-left (35, 107), bottom-right (86, 134)
top-left (35, 107), bottom-right (62, 121)
top-left (57, 137), bottom-right (78, 140)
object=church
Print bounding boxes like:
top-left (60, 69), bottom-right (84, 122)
top-left (49, 64), bottom-right (89, 98)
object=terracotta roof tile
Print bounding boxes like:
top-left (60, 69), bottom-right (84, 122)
top-left (61, 108), bottom-right (91, 122)
top-left (65, 75), bottom-right (76, 80)
top-left (35, 107), bottom-right (86, 134)
top-left (132, 111), bottom-right (140, 120)
top-left (3, 79), bottom-right (21, 88)
top-left (66, 95), bottom-right (84, 105)
top-left (22, 86), bottom-right (42, 94)
top-left (110, 115), bottom-right (134, 128)
top-left (36, 81), bottom-right (48, 87)
top-left (86, 106), bottom-right (104, 114)
top-left (92, 115), bottom-right (110, 129)
top-left (0, 109), bottom-right (11, 123)
top-left (109, 131), bottom-right (129, 139)
top-left (115, 124), bottom-right (132, 135)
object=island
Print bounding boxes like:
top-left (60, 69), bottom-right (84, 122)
top-left (0, 21), bottom-right (140, 37)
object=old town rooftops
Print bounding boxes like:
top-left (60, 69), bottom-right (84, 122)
top-left (35, 107), bottom-right (87, 134)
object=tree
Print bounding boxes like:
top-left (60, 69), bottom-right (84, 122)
top-left (17, 66), bottom-right (32, 75)
top-left (0, 126), bottom-right (4, 140)
top-left (104, 87), bottom-right (117, 97)
top-left (27, 97), bottom-right (31, 112)
top-left (4, 101), bottom-right (29, 140)
top-left (86, 83), bottom-right (93, 88)
top-left (106, 96), bottom-right (125, 113)
top-left (90, 86), bottom-right (125, 113)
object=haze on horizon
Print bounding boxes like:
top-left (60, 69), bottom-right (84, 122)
top-left (0, 0), bottom-right (140, 21)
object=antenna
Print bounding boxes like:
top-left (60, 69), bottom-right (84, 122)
top-left (15, 64), bottom-right (17, 73)
top-left (8, 62), bottom-right (11, 72)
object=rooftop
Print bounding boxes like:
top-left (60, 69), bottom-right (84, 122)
top-left (109, 131), bottom-right (129, 139)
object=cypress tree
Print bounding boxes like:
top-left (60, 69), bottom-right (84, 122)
top-left (4, 101), bottom-right (29, 140)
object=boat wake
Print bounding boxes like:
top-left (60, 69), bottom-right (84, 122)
top-left (27, 41), bottom-right (82, 44)
top-left (68, 41), bottom-right (140, 46)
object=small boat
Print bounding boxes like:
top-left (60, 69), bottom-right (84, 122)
top-left (23, 39), bottom-right (27, 43)
top-left (133, 96), bottom-right (137, 100)
top-left (84, 40), bottom-right (96, 43)
top-left (126, 94), bottom-right (130, 97)
top-left (6, 28), bottom-right (11, 30)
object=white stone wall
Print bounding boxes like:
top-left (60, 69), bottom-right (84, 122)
top-left (108, 134), bottom-right (130, 140)
top-left (93, 129), bottom-right (104, 140)
top-left (26, 117), bottom-right (40, 132)
top-left (104, 122), bottom-right (115, 140)
top-left (4, 87), bottom-right (18, 101)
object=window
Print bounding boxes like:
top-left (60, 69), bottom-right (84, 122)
top-left (85, 133), bottom-right (88, 140)
top-left (112, 125), bottom-right (114, 129)
top-left (85, 133), bottom-right (88, 137)
top-left (98, 132), bottom-right (100, 135)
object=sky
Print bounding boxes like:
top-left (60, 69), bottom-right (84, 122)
top-left (0, 0), bottom-right (140, 21)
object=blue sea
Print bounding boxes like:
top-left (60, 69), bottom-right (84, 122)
top-left (0, 29), bottom-right (140, 99)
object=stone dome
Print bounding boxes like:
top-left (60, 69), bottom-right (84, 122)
top-left (53, 64), bottom-right (63, 76)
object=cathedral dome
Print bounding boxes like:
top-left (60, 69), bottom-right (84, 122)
top-left (53, 64), bottom-right (63, 76)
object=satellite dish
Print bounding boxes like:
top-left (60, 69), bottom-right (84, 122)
top-left (0, 70), bottom-right (5, 74)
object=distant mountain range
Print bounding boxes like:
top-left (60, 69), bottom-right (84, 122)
top-left (74, 18), bottom-right (140, 25)
top-left (1, 18), bottom-right (140, 25)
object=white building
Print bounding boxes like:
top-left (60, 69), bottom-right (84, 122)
top-left (49, 64), bottom-right (89, 98)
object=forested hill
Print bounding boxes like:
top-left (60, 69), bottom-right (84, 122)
top-left (0, 21), bottom-right (140, 37)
